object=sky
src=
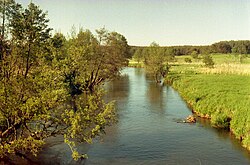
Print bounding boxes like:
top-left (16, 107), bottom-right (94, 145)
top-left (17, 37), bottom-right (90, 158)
top-left (16, 0), bottom-right (250, 46)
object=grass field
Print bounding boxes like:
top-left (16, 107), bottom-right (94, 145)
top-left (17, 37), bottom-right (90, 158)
top-left (174, 54), bottom-right (250, 75)
top-left (175, 53), bottom-right (250, 64)
top-left (165, 58), bottom-right (250, 150)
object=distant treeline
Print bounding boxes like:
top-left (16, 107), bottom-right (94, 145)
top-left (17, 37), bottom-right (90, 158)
top-left (129, 40), bottom-right (250, 57)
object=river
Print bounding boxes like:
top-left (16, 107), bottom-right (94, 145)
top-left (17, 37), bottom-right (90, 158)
top-left (36, 67), bottom-right (250, 165)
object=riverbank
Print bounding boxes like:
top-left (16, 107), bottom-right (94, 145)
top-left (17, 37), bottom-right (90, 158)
top-left (165, 66), bottom-right (250, 150)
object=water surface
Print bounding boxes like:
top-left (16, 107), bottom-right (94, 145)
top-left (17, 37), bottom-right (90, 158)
top-left (38, 67), bottom-right (250, 165)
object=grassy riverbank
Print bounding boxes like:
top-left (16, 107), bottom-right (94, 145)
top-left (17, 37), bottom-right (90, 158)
top-left (128, 53), bottom-right (250, 150)
top-left (165, 65), bottom-right (250, 150)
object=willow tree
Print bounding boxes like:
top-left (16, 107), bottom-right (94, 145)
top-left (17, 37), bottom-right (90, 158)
top-left (144, 42), bottom-right (170, 83)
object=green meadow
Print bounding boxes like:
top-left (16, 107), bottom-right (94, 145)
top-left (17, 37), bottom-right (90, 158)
top-left (165, 54), bottom-right (250, 150)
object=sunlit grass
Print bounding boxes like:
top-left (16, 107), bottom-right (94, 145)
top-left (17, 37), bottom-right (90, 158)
top-left (200, 63), bottom-right (250, 75)
top-left (174, 54), bottom-right (250, 75)
top-left (175, 53), bottom-right (250, 64)
top-left (128, 59), bottom-right (144, 67)
top-left (165, 62), bottom-right (250, 151)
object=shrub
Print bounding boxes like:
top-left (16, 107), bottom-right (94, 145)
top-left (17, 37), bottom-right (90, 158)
top-left (211, 112), bottom-right (231, 129)
top-left (203, 55), bottom-right (215, 68)
top-left (191, 50), bottom-right (199, 59)
top-left (184, 57), bottom-right (192, 63)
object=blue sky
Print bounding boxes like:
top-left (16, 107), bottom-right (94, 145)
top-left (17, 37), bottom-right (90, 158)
top-left (16, 0), bottom-right (250, 46)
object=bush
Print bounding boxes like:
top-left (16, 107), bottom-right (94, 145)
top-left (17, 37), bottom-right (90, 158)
top-left (211, 112), bottom-right (231, 129)
top-left (203, 55), bottom-right (214, 68)
top-left (184, 57), bottom-right (192, 63)
top-left (191, 51), bottom-right (199, 59)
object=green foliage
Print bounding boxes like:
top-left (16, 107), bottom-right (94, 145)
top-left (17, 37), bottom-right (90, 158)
top-left (133, 48), bottom-right (143, 63)
top-left (184, 57), bottom-right (192, 63)
top-left (61, 28), bottom-right (127, 159)
top-left (165, 71), bottom-right (250, 150)
top-left (51, 32), bottom-right (67, 61)
top-left (130, 41), bottom-right (250, 59)
top-left (202, 54), bottom-right (214, 68)
top-left (0, 1), bottom-right (67, 158)
top-left (212, 41), bottom-right (232, 54)
top-left (65, 28), bottom-right (129, 93)
top-left (0, 1), bottom-right (126, 161)
top-left (62, 89), bottom-right (116, 160)
top-left (63, 89), bottom-right (116, 140)
top-left (143, 42), bottom-right (170, 82)
top-left (211, 111), bottom-right (231, 129)
top-left (0, 136), bottom-right (44, 158)
top-left (191, 50), bottom-right (198, 59)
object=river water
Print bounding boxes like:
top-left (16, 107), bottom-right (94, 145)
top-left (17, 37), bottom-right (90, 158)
top-left (36, 67), bottom-right (250, 165)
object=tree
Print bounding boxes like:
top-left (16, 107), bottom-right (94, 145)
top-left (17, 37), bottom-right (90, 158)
top-left (60, 28), bottom-right (129, 159)
top-left (65, 28), bottom-right (129, 94)
top-left (0, 0), bottom-right (18, 63)
top-left (63, 88), bottom-right (116, 160)
top-left (0, 2), bottom-right (68, 159)
top-left (51, 32), bottom-right (67, 61)
top-left (133, 48), bottom-right (142, 63)
top-left (203, 55), bottom-right (214, 68)
top-left (191, 50), bottom-right (198, 59)
top-left (144, 42), bottom-right (170, 83)
top-left (0, 1), bottom-right (130, 162)
top-left (9, 2), bottom-right (53, 77)
top-left (212, 41), bottom-right (232, 54)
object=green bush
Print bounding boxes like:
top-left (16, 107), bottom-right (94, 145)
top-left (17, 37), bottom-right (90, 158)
top-left (184, 57), bottom-right (192, 63)
top-left (203, 55), bottom-right (215, 68)
top-left (211, 112), bottom-right (231, 129)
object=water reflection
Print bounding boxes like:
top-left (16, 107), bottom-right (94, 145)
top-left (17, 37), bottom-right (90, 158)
top-left (146, 82), bottom-right (166, 114)
top-left (134, 67), bottom-right (144, 78)
top-left (33, 67), bottom-right (250, 165)
top-left (105, 74), bottom-right (130, 103)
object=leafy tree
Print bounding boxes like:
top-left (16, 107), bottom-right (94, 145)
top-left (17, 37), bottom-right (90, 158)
top-left (51, 32), bottom-right (67, 61)
top-left (163, 47), bottom-right (176, 62)
top-left (239, 54), bottom-right (247, 63)
top-left (65, 28), bottom-right (129, 94)
top-left (0, 1), bottom-right (67, 159)
top-left (203, 55), bottom-right (214, 68)
top-left (0, 2), bottom-right (123, 161)
top-left (9, 2), bottom-right (53, 77)
top-left (212, 41), bottom-right (232, 54)
top-left (63, 89), bottom-right (116, 160)
top-left (191, 50), bottom-right (198, 59)
top-left (0, 0), bottom-right (18, 62)
top-left (144, 42), bottom-right (170, 83)
top-left (133, 48), bottom-right (143, 63)
top-left (60, 28), bottom-right (129, 159)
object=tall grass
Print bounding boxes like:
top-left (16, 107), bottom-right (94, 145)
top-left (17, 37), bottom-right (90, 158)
top-left (174, 54), bottom-right (250, 75)
top-left (201, 64), bottom-right (250, 75)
